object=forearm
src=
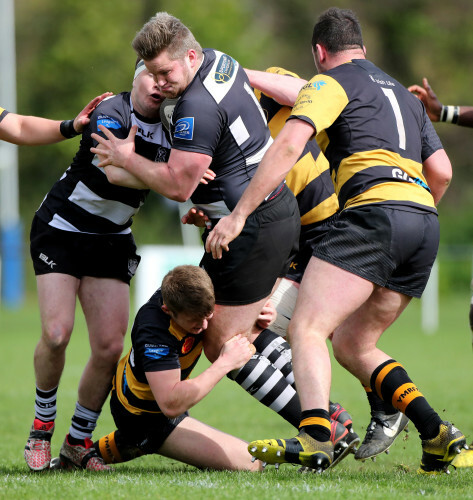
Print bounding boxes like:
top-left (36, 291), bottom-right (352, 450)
top-left (103, 165), bottom-right (149, 189)
top-left (121, 152), bottom-right (186, 201)
top-left (245, 69), bottom-right (306, 107)
top-left (1, 114), bottom-right (65, 145)
top-left (457, 107), bottom-right (473, 128)
top-left (233, 140), bottom-right (300, 220)
top-left (157, 359), bottom-right (230, 417)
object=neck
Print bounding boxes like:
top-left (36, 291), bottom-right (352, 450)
top-left (324, 48), bottom-right (365, 71)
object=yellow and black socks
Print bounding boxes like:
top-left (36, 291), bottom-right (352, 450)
top-left (370, 359), bottom-right (441, 440)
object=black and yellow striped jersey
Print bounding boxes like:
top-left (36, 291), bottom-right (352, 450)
top-left (0, 106), bottom-right (9, 123)
top-left (254, 67), bottom-right (338, 226)
top-left (290, 59), bottom-right (442, 213)
top-left (113, 289), bottom-right (204, 415)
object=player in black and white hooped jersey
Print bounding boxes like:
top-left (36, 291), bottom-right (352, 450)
top-left (25, 59), bottom-right (172, 472)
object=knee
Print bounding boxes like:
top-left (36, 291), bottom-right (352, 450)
top-left (331, 335), bottom-right (354, 369)
top-left (92, 336), bottom-right (124, 365)
top-left (40, 321), bottom-right (73, 351)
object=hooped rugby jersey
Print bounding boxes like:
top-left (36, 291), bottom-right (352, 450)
top-left (113, 289), bottom-right (204, 415)
top-left (290, 59), bottom-right (442, 213)
top-left (36, 92), bottom-right (171, 234)
top-left (169, 49), bottom-right (277, 218)
top-left (255, 67), bottom-right (338, 226)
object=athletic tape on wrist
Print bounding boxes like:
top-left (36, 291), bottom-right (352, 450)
top-left (440, 105), bottom-right (460, 124)
top-left (60, 119), bottom-right (79, 138)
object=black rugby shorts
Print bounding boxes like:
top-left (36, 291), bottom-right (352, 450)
top-left (109, 391), bottom-right (187, 453)
top-left (201, 184), bottom-right (300, 305)
top-left (312, 205), bottom-right (439, 298)
top-left (29, 215), bottom-right (140, 285)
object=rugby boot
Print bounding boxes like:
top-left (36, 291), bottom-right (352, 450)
top-left (58, 434), bottom-right (112, 471)
top-left (418, 421), bottom-right (467, 475)
top-left (248, 430), bottom-right (333, 472)
top-left (24, 419), bottom-right (55, 471)
top-left (329, 402), bottom-right (360, 453)
top-left (451, 448), bottom-right (473, 469)
top-left (355, 410), bottom-right (409, 460)
top-left (299, 420), bottom-right (360, 472)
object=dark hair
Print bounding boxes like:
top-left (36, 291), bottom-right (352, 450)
top-left (161, 265), bottom-right (214, 317)
top-left (311, 7), bottom-right (363, 54)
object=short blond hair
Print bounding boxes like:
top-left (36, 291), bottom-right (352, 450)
top-left (132, 12), bottom-right (202, 61)
top-left (161, 265), bottom-right (214, 318)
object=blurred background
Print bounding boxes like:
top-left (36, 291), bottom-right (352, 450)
top-left (2, 0), bottom-right (473, 306)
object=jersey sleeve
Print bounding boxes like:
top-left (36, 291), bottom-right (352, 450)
top-left (134, 322), bottom-right (181, 373)
top-left (0, 107), bottom-right (9, 123)
top-left (88, 95), bottom-right (130, 145)
top-left (420, 112), bottom-right (443, 161)
top-left (290, 75), bottom-right (348, 134)
top-left (171, 95), bottom-right (223, 156)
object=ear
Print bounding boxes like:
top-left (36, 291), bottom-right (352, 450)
top-left (161, 304), bottom-right (171, 316)
top-left (362, 45), bottom-right (367, 55)
top-left (315, 44), bottom-right (327, 63)
top-left (187, 49), bottom-right (198, 67)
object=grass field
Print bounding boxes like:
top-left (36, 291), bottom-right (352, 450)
top-left (1, 292), bottom-right (473, 499)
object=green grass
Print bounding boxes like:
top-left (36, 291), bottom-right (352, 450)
top-left (1, 293), bottom-right (473, 499)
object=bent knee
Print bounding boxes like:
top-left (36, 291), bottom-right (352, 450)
top-left (41, 322), bottom-right (73, 350)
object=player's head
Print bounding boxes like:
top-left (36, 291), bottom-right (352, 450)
top-left (161, 265), bottom-right (215, 334)
top-left (132, 12), bottom-right (203, 98)
top-left (131, 57), bottom-right (165, 118)
top-left (311, 8), bottom-right (364, 72)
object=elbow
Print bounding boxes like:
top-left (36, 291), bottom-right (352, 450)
top-left (160, 402), bottom-right (184, 419)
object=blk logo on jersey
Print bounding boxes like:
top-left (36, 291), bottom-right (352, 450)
top-left (97, 116), bottom-right (121, 129)
top-left (214, 54), bottom-right (235, 84)
top-left (174, 117), bottom-right (194, 140)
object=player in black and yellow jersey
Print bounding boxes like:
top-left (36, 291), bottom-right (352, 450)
top-left (88, 265), bottom-right (260, 471)
top-left (208, 7), bottom-right (466, 474)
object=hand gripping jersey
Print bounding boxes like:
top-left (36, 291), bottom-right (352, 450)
top-left (169, 49), bottom-right (276, 218)
top-left (290, 59), bottom-right (442, 213)
top-left (36, 93), bottom-right (171, 234)
top-left (254, 67), bottom-right (338, 227)
top-left (113, 289), bottom-right (204, 415)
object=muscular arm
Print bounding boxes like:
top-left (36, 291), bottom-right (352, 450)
top-left (422, 148), bottom-right (452, 205)
top-left (146, 335), bottom-right (254, 418)
top-left (91, 125), bottom-right (212, 201)
top-left (0, 92), bottom-right (111, 146)
top-left (245, 69), bottom-right (307, 107)
top-left (205, 118), bottom-right (314, 258)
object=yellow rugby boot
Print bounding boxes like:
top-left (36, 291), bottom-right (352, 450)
top-left (248, 430), bottom-right (333, 471)
top-left (417, 421), bottom-right (467, 475)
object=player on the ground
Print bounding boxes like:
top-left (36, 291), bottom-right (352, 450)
top-left (70, 265), bottom-right (261, 471)
top-left (206, 7), bottom-right (466, 474)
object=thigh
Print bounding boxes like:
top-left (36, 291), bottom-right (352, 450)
top-left (78, 277), bottom-right (130, 347)
top-left (292, 256), bottom-right (375, 339)
top-left (203, 298), bottom-right (270, 359)
top-left (36, 273), bottom-right (79, 337)
top-left (159, 416), bottom-right (260, 471)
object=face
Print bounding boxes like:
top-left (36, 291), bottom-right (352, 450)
top-left (144, 49), bottom-right (198, 99)
top-left (131, 70), bottom-right (165, 118)
top-left (171, 311), bottom-right (214, 335)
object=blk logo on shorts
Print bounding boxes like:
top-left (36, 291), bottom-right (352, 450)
top-left (39, 253), bottom-right (56, 269)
